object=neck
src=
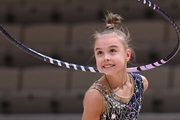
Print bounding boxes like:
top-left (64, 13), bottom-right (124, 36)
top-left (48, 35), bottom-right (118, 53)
top-left (105, 73), bottom-right (127, 90)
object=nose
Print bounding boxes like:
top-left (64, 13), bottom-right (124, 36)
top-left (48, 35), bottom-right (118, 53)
top-left (104, 54), bottom-right (110, 61)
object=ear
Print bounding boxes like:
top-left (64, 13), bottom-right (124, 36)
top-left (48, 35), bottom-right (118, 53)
top-left (126, 49), bottom-right (132, 62)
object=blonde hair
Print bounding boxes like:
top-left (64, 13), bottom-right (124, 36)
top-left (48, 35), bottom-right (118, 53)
top-left (93, 11), bottom-right (135, 62)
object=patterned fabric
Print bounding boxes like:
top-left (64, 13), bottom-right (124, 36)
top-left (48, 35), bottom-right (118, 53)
top-left (91, 72), bottom-right (144, 120)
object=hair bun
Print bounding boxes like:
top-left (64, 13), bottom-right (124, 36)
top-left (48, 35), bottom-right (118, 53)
top-left (105, 11), bottom-right (123, 30)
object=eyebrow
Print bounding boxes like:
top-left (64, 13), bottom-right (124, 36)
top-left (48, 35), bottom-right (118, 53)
top-left (95, 45), bottom-right (118, 51)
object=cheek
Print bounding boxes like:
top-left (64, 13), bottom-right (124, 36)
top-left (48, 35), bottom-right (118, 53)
top-left (95, 57), bottom-right (100, 64)
top-left (115, 55), bottom-right (126, 65)
top-left (95, 57), bottom-right (102, 68)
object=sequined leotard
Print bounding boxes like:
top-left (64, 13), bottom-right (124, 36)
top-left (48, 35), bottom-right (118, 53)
top-left (91, 72), bottom-right (144, 120)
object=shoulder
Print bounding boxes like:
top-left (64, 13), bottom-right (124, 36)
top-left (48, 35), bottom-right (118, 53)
top-left (84, 89), bottom-right (103, 107)
top-left (82, 89), bottom-right (104, 120)
top-left (84, 88), bottom-right (103, 102)
top-left (130, 72), bottom-right (148, 92)
top-left (140, 75), bottom-right (149, 92)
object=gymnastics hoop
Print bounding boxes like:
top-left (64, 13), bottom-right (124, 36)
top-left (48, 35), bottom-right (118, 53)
top-left (0, 0), bottom-right (180, 73)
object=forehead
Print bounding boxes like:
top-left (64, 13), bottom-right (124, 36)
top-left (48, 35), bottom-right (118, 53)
top-left (94, 34), bottom-right (124, 49)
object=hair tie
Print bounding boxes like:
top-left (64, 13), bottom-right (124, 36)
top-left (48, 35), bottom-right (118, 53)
top-left (106, 23), bottom-right (114, 30)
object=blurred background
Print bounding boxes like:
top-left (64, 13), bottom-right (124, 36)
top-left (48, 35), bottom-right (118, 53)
top-left (0, 0), bottom-right (180, 120)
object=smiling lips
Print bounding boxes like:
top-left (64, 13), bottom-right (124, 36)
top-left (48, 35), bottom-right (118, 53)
top-left (103, 64), bottom-right (115, 68)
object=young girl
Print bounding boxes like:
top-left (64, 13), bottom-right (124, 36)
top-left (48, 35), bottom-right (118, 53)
top-left (82, 12), bottom-right (148, 120)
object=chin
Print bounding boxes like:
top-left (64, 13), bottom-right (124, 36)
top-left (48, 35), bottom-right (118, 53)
top-left (101, 70), bottom-right (115, 75)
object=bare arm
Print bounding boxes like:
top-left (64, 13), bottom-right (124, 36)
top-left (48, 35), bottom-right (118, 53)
top-left (82, 89), bottom-right (104, 120)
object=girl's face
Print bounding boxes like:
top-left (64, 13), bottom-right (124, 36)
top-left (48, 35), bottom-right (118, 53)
top-left (94, 34), bottom-right (131, 75)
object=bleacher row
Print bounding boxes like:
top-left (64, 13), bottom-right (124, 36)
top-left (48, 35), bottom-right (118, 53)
top-left (0, 66), bottom-right (101, 114)
top-left (0, 65), bottom-right (180, 114)
top-left (0, 0), bottom-right (180, 24)
top-left (0, 20), bottom-right (180, 67)
top-left (1, 113), bottom-right (180, 120)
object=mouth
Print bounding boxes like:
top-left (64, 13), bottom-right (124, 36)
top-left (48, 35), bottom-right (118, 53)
top-left (103, 64), bottom-right (115, 68)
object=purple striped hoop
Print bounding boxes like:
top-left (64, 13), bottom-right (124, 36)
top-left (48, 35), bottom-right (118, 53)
top-left (0, 0), bottom-right (180, 73)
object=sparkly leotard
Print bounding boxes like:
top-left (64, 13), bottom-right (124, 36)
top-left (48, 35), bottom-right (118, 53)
top-left (91, 72), bottom-right (144, 120)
